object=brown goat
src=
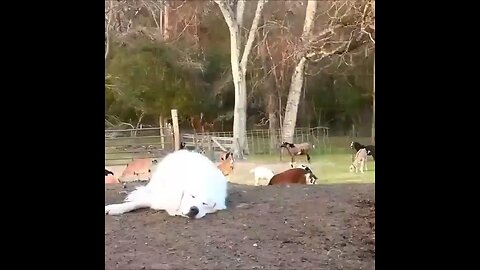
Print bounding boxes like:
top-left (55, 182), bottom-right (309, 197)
top-left (120, 158), bottom-right (158, 183)
top-left (268, 167), bottom-right (318, 185)
top-left (280, 141), bottom-right (314, 163)
top-left (217, 151), bottom-right (234, 176)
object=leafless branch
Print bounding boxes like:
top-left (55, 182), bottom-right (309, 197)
top-left (105, 0), bottom-right (114, 61)
top-left (240, 0), bottom-right (269, 72)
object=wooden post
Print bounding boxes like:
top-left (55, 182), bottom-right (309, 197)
top-left (171, 109), bottom-right (180, 151)
top-left (159, 115), bottom-right (165, 149)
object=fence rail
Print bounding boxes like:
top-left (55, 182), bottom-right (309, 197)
top-left (105, 125), bottom-right (371, 165)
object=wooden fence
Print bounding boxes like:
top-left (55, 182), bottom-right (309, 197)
top-left (105, 125), bottom-right (333, 165)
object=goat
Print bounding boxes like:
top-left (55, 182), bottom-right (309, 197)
top-left (349, 148), bottom-right (368, 173)
top-left (249, 166), bottom-right (275, 186)
top-left (105, 169), bottom-right (120, 184)
top-left (217, 151), bottom-right (234, 176)
top-left (280, 141), bottom-right (313, 163)
top-left (350, 141), bottom-right (375, 161)
top-left (120, 158), bottom-right (158, 183)
top-left (268, 166), bottom-right (318, 185)
top-left (105, 169), bottom-right (114, 176)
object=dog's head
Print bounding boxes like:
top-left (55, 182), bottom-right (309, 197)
top-left (180, 192), bottom-right (217, 219)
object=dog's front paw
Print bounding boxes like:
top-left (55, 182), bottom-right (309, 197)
top-left (105, 204), bottom-right (125, 215)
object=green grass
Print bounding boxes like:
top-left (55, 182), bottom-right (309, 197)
top-left (246, 152), bottom-right (375, 185)
top-left (105, 135), bottom-right (376, 184)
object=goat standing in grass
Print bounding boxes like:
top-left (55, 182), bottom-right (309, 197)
top-left (250, 166), bottom-right (275, 186)
top-left (349, 148), bottom-right (368, 173)
top-left (280, 141), bottom-right (314, 163)
top-left (350, 141), bottom-right (375, 161)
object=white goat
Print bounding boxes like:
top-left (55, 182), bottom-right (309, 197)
top-left (349, 148), bottom-right (368, 173)
top-left (249, 166), bottom-right (275, 186)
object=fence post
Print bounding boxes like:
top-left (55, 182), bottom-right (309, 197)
top-left (171, 109), bottom-right (180, 151)
top-left (159, 115), bottom-right (165, 149)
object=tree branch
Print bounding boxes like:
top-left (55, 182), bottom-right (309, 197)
top-left (240, 0), bottom-right (268, 73)
top-left (214, 0), bottom-right (238, 31)
top-left (236, 0), bottom-right (246, 29)
top-left (105, 0), bottom-right (114, 61)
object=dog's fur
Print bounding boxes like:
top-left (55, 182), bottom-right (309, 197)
top-left (105, 150), bottom-right (228, 219)
top-left (268, 167), bottom-right (318, 185)
top-left (350, 141), bottom-right (375, 161)
top-left (280, 141), bottom-right (313, 163)
top-left (349, 148), bottom-right (368, 173)
top-left (249, 166), bottom-right (275, 186)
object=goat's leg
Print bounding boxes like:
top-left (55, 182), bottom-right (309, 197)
top-left (306, 154), bottom-right (311, 163)
top-left (365, 159), bottom-right (368, 171)
top-left (360, 159), bottom-right (365, 173)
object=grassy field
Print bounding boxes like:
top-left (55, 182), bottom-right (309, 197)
top-left (105, 134), bottom-right (375, 184)
top-left (244, 152), bottom-right (375, 185)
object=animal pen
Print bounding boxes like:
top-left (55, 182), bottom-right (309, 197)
top-left (105, 110), bottom-right (332, 166)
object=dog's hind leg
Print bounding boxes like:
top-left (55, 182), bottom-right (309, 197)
top-left (306, 154), bottom-right (311, 163)
top-left (105, 201), bottom-right (151, 215)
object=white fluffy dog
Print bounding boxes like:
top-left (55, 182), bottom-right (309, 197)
top-left (105, 150), bottom-right (228, 219)
top-left (249, 166), bottom-right (275, 186)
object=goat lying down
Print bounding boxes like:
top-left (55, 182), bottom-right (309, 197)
top-left (350, 141), bottom-right (375, 161)
top-left (249, 166), bottom-right (275, 186)
top-left (349, 148), bottom-right (368, 173)
top-left (280, 142), bottom-right (314, 163)
top-left (268, 166), bottom-right (318, 185)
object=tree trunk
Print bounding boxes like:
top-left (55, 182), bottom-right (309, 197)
top-left (282, 56), bottom-right (307, 142)
top-left (371, 54), bottom-right (375, 144)
top-left (215, 0), bottom-right (268, 158)
top-left (163, 1), bottom-right (172, 40)
top-left (281, 0), bottom-right (317, 143)
top-left (267, 93), bottom-right (278, 148)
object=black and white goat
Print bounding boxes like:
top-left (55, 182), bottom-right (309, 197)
top-left (350, 141), bottom-right (375, 161)
top-left (280, 141), bottom-right (314, 163)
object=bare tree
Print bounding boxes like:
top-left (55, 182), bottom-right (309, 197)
top-left (214, 0), bottom-right (269, 158)
top-left (281, 0), bottom-right (375, 143)
top-left (281, 0), bottom-right (318, 143)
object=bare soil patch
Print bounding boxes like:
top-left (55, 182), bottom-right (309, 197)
top-left (105, 182), bottom-right (375, 269)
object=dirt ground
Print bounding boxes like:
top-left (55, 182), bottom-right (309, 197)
top-left (105, 181), bottom-right (375, 269)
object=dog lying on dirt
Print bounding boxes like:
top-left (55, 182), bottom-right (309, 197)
top-left (105, 150), bottom-right (228, 219)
